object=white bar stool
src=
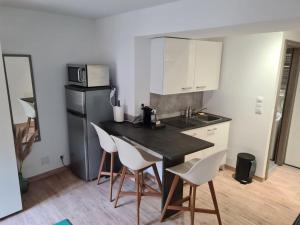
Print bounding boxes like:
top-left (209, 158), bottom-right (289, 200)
top-left (111, 136), bottom-right (162, 225)
top-left (91, 122), bottom-right (119, 202)
top-left (160, 151), bottom-right (226, 225)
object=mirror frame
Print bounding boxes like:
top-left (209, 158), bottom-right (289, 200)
top-left (2, 54), bottom-right (41, 142)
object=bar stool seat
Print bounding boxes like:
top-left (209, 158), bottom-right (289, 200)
top-left (166, 158), bottom-right (200, 175)
top-left (161, 151), bottom-right (226, 225)
top-left (111, 136), bottom-right (162, 225)
top-left (91, 122), bottom-right (119, 202)
top-left (136, 148), bottom-right (161, 167)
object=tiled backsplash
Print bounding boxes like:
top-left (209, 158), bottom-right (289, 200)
top-left (150, 92), bottom-right (203, 118)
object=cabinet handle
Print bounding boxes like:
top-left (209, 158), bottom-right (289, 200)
top-left (182, 87), bottom-right (193, 90)
top-left (208, 128), bottom-right (218, 132)
top-left (196, 86), bottom-right (207, 89)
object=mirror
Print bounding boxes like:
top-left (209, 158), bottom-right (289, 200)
top-left (3, 54), bottom-right (40, 142)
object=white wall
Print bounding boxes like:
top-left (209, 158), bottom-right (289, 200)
top-left (0, 41), bottom-right (22, 218)
top-left (134, 37), bottom-right (151, 111)
top-left (0, 7), bottom-right (99, 178)
top-left (203, 32), bottom-right (284, 178)
top-left (95, 0), bottom-right (300, 116)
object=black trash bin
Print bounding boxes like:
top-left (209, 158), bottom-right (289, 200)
top-left (235, 153), bottom-right (256, 184)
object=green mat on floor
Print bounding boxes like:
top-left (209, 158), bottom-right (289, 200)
top-left (54, 219), bottom-right (72, 225)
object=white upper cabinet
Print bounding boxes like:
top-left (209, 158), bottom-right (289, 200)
top-left (150, 38), bottom-right (222, 95)
top-left (194, 40), bottom-right (223, 91)
top-left (150, 38), bottom-right (195, 95)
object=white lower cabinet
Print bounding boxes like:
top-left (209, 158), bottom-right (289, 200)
top-left (182, 121), bottom-right (230, 165)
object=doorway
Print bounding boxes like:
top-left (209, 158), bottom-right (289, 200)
top-left (267, 40), bottom-right (300, 177)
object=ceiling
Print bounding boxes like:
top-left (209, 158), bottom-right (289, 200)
top-left (0, 0), bottom-right (180, 19)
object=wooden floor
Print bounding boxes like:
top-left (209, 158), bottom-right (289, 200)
top-left (1, 166), bottom-right (299, 225)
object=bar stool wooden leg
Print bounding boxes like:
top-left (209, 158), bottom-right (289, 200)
top-left (97, 151), bottom-right (107, 185)
top-left (160, 175), bottom-right (180, 222)
top-left (190, 185), bottom-right (197, 225)
top-left (152, 164), bottom-right (162, 192)
top-left (141, 171), bottom-right (145, 193)
top-left (188, 185), bottom-right (192, 207)
top-left (109, 152), bottom-right (115, 202)
top-left (114, 166), bottom-right (127, 208)
top-left (135, 171), bottom-right (142, 225)
top-left (209, 181), bottom-right (222, 225)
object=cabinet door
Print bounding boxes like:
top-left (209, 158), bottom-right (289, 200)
top-left (163, 38), bottom-right (195, 94)
top-left (194, 41), bottom-right (222, 91)
top-left (213, 122), bottom-right (230, 152)
top-left (202, 122), bottom-right (230, 164)
top-left (182, 128), bottom-right (212, 161)
top-left (182, 122), bottom-right (230, 164)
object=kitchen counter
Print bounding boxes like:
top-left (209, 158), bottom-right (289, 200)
top-left (101, 113), bottom-right (230, 219)
top-left (101, 121), bottom-right (214, 160)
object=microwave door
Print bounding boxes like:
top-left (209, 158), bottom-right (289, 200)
top-left (68, 67), bottom-right (83, 84)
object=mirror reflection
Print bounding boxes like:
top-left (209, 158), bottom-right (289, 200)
top-left (3, 54), bottom-right (40, 142)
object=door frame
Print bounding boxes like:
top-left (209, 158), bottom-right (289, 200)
top-left (265, 40), bottom-right (300, 179)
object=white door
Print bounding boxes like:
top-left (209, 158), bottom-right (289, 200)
top-left (164, 38), bottom-right (195, 94)
top-left (194, 41), bottom-right (222, 91)
top-left (285, 74), bottom-right (300, 168)
top-left (0, 42), bottom-right (22, 218)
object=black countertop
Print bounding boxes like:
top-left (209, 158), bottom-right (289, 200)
top-left (101, 121), bottom-right (214, 160)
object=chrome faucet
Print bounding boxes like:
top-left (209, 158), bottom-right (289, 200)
top-left (198, 107), bottom-right (207, 112)
top-left (185, 106), bottom-right (193, 118)
top-left (193, 107), bottom-right (207, 116)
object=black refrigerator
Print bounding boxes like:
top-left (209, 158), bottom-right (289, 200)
top-left (65, 85), bottom-right (113, 181)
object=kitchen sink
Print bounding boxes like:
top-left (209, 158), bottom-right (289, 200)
top-left (162, 117), bottom-right (197, 129)
top-left (192, 113), bottom-right (222, 123)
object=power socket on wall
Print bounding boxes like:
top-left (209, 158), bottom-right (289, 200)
top-left (60, 155), bottom-right (65, 166)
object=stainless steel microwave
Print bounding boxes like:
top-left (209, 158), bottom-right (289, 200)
top-left (67, 64), bottom-right (110, 87)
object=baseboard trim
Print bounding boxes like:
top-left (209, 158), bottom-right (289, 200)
top-left (225, 165), bottom-right (265, 182)
top-left (28, 166), bottom-right (69, 183)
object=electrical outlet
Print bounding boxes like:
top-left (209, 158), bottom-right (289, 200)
top-left (60, 155), bottom-right (65, 166)
top-left (41, 156), bottom-right (50, 166)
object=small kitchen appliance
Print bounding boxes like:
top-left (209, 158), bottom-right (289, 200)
top-left (141, 104), bottom-right (153, 127)
top-left (67, 64), bottom-right (109, 87)
top-left (141, 104), bottom-right (165, 129)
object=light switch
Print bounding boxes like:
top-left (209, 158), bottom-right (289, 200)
top-left (255, 96), bottom-right (264, 115)
top-left (256, 96), bottom-right (264, 103)
top-left (255, 107), bottom-right (263, 115)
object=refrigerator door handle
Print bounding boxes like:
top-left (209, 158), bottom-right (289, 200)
top-left (67, 109), bottom-right (86, 118)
